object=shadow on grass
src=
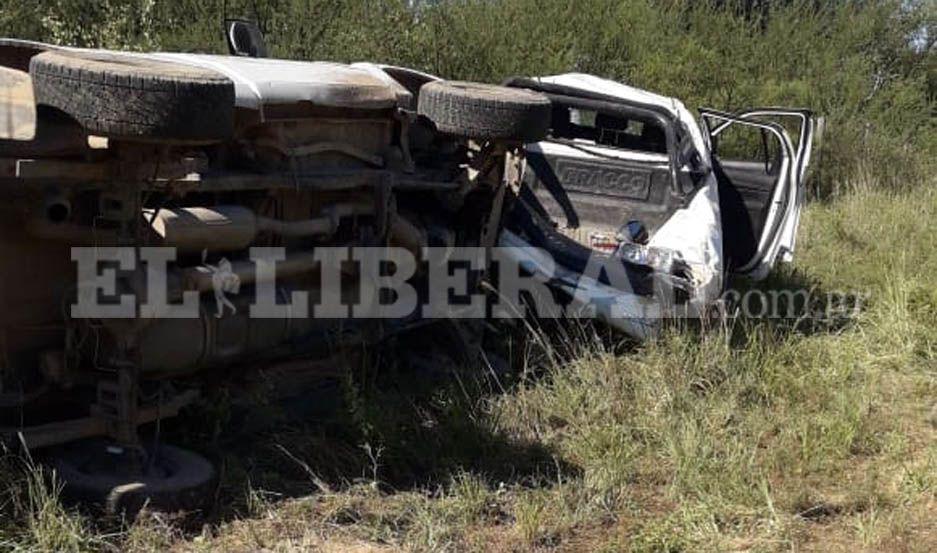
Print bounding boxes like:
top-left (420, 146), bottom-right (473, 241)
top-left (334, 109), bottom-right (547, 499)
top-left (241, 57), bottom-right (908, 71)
top-left (160, 321), bottom-right (578, 527)
top-left (24, 267), bottom-right (865, 534)
top-left (721, 265), bottom-right (868, 343)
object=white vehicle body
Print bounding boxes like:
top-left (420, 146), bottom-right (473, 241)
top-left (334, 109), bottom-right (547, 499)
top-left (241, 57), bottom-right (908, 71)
top-left (498, 73), bottom-right (814, 338)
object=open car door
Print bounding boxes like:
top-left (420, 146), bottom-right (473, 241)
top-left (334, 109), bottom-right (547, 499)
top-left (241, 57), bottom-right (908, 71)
top-left (700, 108), bottom-right (814, 280)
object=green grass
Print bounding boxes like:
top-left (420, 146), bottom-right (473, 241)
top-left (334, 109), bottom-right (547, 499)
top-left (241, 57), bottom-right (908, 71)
top-left (0, 181), bottom-right (935, 552)
top-left (0, 2), bottom-right (932, 550)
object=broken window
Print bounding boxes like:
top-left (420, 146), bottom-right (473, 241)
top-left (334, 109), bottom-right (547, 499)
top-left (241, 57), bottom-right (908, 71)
top-left (549, 104), bottom-right (668, 154)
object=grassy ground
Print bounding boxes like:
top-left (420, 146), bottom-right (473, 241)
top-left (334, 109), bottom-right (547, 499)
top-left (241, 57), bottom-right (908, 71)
top-left (1, 180), bottom-right (935, 552)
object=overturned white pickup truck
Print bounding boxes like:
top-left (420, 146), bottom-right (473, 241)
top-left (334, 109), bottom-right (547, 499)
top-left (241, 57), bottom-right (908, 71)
top-left (0, 25), bottom-right (812, 513)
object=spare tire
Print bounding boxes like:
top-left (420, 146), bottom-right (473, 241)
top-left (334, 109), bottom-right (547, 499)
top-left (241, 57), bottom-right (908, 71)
top-left (29, 51), bottom-right (235, 142)
top-left (418, 81), bottom-right (550, 142)
top-left (51, 440), bottom-right (216, 515)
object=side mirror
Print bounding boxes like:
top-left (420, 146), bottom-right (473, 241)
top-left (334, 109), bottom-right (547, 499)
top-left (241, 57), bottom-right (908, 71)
top-left (225, 19), bottom-right (268, 58)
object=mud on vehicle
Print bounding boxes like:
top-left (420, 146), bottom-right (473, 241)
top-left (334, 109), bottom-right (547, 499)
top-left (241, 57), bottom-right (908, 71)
top-left (0, 30), bottom-right (550, 513)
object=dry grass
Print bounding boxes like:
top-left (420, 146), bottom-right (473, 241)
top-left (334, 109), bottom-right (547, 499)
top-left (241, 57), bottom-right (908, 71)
top-left (0, 182), bottom-right (934, 552)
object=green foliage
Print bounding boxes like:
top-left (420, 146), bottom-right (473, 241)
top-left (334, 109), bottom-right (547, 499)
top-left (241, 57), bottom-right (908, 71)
top-left (1, 0), bottom-right (932, 195)
top-left (0, 2), bottom-right (934, 549)
top-left (0, 0), bottom-right (933, 195)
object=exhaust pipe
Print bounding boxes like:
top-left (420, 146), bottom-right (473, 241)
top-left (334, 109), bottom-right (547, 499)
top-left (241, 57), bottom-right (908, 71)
top-left (146, 203), bottom-right (373, 253)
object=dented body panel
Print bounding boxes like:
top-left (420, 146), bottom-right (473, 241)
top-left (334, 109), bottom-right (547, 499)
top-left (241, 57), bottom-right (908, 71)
top-left (501, 73), bottom-right (812, 337)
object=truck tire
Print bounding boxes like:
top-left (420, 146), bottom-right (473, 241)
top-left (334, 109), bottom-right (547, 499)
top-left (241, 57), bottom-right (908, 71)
top-left (51, 440), bottom-right (216, 515)
top-left (418, 81), bottom-right (550, 142)
top-left (29, 51), bottom-right (235, 142)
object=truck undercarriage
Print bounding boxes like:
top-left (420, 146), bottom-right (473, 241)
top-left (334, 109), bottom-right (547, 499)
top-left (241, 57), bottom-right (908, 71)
top-left (0, 39), bottom-right (550, 512)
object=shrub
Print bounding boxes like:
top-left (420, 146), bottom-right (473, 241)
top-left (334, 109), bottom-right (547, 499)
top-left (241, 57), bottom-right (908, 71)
top-left (1, 0), bottom-right (933, 193)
